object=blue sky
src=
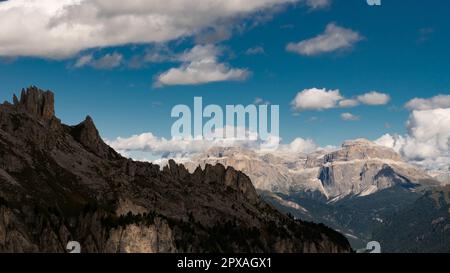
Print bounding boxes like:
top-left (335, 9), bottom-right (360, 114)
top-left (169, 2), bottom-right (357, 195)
top-left (0, 0), bottom-right (449, 149)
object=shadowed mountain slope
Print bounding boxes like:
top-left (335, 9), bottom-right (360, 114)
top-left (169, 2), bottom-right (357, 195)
top-left (0, 87), bottom-right (351, 253)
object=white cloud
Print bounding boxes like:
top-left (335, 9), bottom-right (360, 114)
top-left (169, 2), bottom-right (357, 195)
top-left (155, 44), bottom-right (249, 86)
top-left (74, 54), bottom-right (93, 68)
top-left (0, 0), bottom-right (303, 59)
top-left (338, 99), bottom-right (359, 108)
top-left (107, 125), bottom-right (281, 157)
top-left (107, 127), bottom-right (319, 163)
top-left (374, 134), bottom-right (406, 153)
top-left (405, 94), bottom-right (450, 111)
top-left (405, 109), bottom-right (450, 160)
top-left (291, 88), bottom-right (390, 111)
top-left (341, 112), bottom-right (360, 121)
top-left (74, 52), bottom-right (123, 69)
top-left (281, 137), bottom-right (318, 154)
top-left (107, 132), bottom-right (205, 155)
top-left (93, 53), bottom-right (123, 69)
top-left (286, 23), bottom-right (363, 56)
top-left (375, 108), bottom-right (450, 170)
top-left (291, 88), bottom-right (342, 111)
top-left (357, 91), bottom-right (390, 105)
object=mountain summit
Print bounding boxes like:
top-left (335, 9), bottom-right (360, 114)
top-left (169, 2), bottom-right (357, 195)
top-left (0, 87), bottom-right (351, 253)
top-left (187, 138), bottom-right (438, 201)
top-left (12, 86), bottom-right (55, 120)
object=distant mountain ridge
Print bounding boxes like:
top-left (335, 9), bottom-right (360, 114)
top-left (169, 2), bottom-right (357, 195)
top-left (185, 139), bottom-right (439, 201)
top-left (184, 137), bottom-right (448, 251)
top-left (0, 87), bottom-right (351, 253)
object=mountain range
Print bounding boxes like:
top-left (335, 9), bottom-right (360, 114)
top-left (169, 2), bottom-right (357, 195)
top-left (184, 138), bottom-right (450, 252)
top-left (0, 87), bottom-right (351, 253)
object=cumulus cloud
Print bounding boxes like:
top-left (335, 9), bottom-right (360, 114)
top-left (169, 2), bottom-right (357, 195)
top-left (281, 137), bottom-right (318, 154)
top-left (286, 23), bottom-right (363, 56)
top-left (357, 91), bottom-right (390, 105)
top-left (291, 88), bottom-right (390, 111)
top-left (374, 134), bottom-right (407, 157)
top-left (341, 112), bottom-right (360, 121)
top-left (155, 44), bottom-right (249, 86)
top-left (107, 125), bottom-right (281, 157)
top-left (375, 108), bottom-right (450, 170)
top-left (107, 132), bottom-right (207, 156)
top-left (291, 88), bottom-right (342, 111)
top-left (405, 94), bottom-right (450, 110)
top-left (107, 127), bottom-right (319, 163)
top-left (0, 0), bottom-right (306, 59)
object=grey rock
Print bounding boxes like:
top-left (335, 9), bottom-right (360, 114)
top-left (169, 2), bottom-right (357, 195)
top-left (17, 86), bottom-right (55, 120)
top-left (187, 139), bottom-right (438, 201)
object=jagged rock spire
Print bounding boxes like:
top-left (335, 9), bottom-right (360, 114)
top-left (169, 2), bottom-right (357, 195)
top-left (14, 86), bottom-right (55, 120)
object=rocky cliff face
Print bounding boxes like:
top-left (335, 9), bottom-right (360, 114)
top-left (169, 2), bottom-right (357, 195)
top-left (187, 139), bottom-right (438, 201)
top-left (14, 87), bottom-right (55, 120)
top-left (307, 139), bottom-right (436, 200)
top-left (186, 147), bottom-right (306, 193)
top-left (0, 87), bottom-right (351, 253)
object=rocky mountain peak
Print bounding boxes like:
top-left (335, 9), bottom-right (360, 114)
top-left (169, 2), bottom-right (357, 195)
top-left (14, 86), bottom-right (55, 120)
top-left (70, 115), bottom-right (119, 160)
top-left (303, 139), bottom-right (434, 199)
top-left (185, 161), bottom-right (260, 204)
top-left (326, 138), bottom-right (402, 163)
top-left (304, 139), bottom-right (402, 168)
top-left (163, 159), bottom-right (190, 179)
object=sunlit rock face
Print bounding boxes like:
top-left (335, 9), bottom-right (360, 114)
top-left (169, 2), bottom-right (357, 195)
top-left (186, 138), bottom-right (437, 200)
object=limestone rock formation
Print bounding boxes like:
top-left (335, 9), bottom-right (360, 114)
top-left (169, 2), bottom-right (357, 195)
top-left (187, 139), bottom-right (438, 200)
